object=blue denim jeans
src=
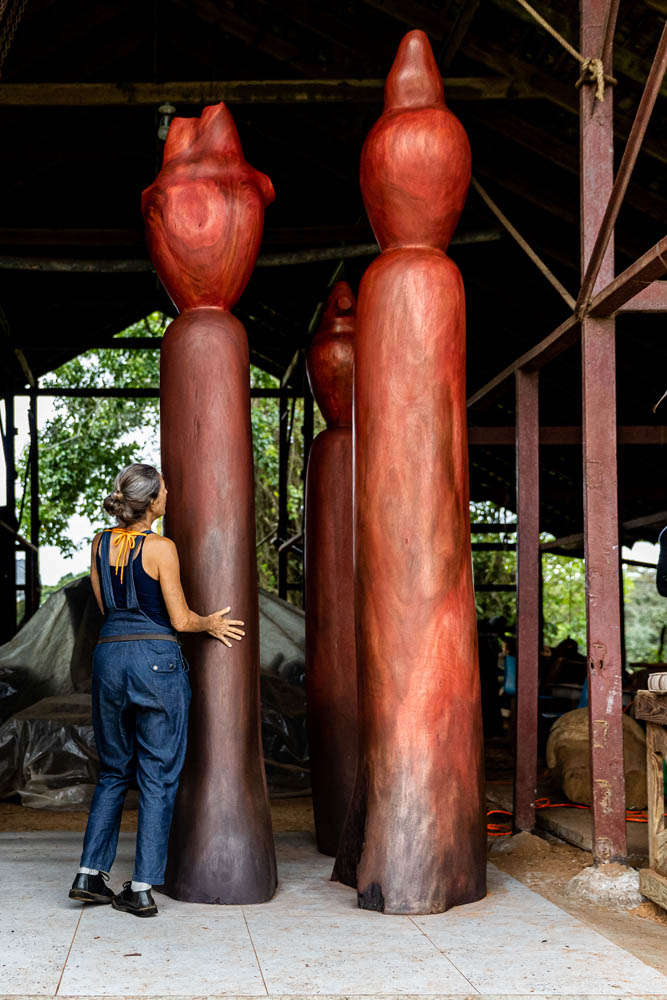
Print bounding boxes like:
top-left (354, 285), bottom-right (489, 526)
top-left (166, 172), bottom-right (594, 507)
top-left (80, 636), bottom-right (191, 883)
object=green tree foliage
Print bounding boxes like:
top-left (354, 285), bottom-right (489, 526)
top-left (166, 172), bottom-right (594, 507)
top-left (18, 312), bottom-right (313, 599)
top-left (18, 322), bottom-right (667, 641)
top-left (624, 567), bottom-right (667, 665)
top-left (17, 313), bottom-right (164, 556)
top-left (471, 500), bottom-right (665, 662)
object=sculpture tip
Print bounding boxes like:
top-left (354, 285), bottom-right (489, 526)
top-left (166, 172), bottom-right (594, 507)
top-left (384, 30), bottom-right (444, 111)
top-left (327, 281), bottom-right (356, 319)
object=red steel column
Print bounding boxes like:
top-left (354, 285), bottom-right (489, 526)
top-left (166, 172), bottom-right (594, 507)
top-left (580, 0), bottom-right (627, 861)
top-left (142, 104), bottom-right (278, 902)
top-left (514, 368), bottom-right (539, 832)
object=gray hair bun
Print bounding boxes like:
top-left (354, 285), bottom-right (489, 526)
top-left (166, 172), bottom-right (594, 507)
top-left (103, 464), bottom-right (161, 526)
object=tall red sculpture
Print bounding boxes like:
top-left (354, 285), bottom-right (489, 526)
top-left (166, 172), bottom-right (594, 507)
top-left (142, 104), bottom-right (277, 903)
top-left (305, 282), bottom-right (358, 857)
top-left (333, 31), bottom-right (486, 914)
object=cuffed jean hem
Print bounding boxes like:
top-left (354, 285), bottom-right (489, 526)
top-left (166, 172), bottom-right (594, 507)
top-left (80, 857), bottom-right (115, 873)
top-left (133, 872), bottom-right (166, 884)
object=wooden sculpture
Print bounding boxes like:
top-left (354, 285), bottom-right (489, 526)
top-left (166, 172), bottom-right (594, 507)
top-left (142, 103), bottom-right (277, 904)
top-left (305, 282), bottom-right (358, 857)
top-left (333, 31), bottom-right (486, 914)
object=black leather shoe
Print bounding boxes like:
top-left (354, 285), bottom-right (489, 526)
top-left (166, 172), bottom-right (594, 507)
top-left (69, 871), bottom-right (114, 904)
top-left (112, 881), bottom-right (158, 917)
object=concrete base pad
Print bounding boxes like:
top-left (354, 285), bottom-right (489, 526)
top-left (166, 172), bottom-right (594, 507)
top-left (1, 831), bottom-right (666, 998)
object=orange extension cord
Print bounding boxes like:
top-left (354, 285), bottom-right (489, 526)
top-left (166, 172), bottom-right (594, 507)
top-left (486, 798), bottom-right (667, 837)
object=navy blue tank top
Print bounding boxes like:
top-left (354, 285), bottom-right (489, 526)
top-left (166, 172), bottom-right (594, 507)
top-left (97, 530), bottom-right (171, 628)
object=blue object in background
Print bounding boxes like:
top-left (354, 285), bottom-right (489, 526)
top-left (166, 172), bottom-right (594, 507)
top-left (504, 654), bottom-right (517, 696)
top-left (578, 676), bottom-right (589, 708)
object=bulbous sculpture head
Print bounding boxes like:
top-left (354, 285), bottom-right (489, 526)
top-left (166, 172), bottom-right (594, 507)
top-left (360, 30), bottom-right (471, 253)
top-left (306, 282), bottom-right (356, 429)
top-left (142, 103), bottom-right (274, 313)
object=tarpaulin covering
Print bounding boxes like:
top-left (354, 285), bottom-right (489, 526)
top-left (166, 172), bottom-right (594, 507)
top-left (0, 577), bottom-right (309, 806)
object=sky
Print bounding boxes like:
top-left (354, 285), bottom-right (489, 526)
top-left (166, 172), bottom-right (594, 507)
top-left (2, 396), bottom-right (158, 586)
top-left (0, 397), bottom-right (660, 588)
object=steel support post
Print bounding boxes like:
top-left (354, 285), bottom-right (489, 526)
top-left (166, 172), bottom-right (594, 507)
top-left (278, 393), bottom-right (289, 600)
top-left (514, 368), bottom-right (540, 831)
top-left (0, 395), bottom-right (17, 641)
top-left (27, 391), bottom-right (40, 616)
top-left (580, 0), bottom-right (627, 862)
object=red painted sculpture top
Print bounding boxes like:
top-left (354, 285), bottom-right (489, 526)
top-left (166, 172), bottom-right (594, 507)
top-left (360, 30), bottom-right (470, 253)
top-left (306, 282), bottom-right (356, 429)
top-left (142, 103), bottom-right (274, 313)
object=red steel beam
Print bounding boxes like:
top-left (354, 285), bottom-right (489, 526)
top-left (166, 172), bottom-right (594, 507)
top-left (467, 254), bottom-right (667, 410)
top-left (590, 236), bottom-right (667, 316)
top-left (513, 369), bottom-right (540, 832)
top-left (580, 0), bottom-right (627, 863)
top-left (468, 425), bottom-right (667, 445)
top-left (618, 279), bottom-right (667, 313)
top-left (578, 21), bottom-right (667, 311)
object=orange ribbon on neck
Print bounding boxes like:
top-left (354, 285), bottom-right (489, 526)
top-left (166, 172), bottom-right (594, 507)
top-left (106, 528), bottom-right (146, 584)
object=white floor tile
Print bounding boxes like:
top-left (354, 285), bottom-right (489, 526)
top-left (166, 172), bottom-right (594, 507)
top-left (244, 908), bottom-right (475, 995)
top-left (0, 902), bottom-right (81, 995)
top-left (2, 832), bottom-right (667, 998)
top-left (58, 899), bottom-right (266, 997)
top-left (414, 866), bottom-right (667, 996)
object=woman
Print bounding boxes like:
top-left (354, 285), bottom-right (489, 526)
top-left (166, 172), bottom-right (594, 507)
top-left (69, 463), bottom-right (244, 917)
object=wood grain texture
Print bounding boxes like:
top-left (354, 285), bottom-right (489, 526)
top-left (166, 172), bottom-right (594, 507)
top-left (142, 103), bottom-right (274, 313)
top-left (304, 284), bottom-right (357, 857)
top-left (635, 690), bottom-right (667, 727)
top-left (333, 31), bottom-right (486, 914)
top-left (143, 105), bottom-right (276, 904)
top-left (639, 868), bottom-right (667, 912)
top-left (645, 721), bottom-right (667, 876)
top-left (159, 309), bottom-right (277, 903)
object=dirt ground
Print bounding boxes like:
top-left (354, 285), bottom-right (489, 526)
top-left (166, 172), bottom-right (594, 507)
top-left (0, 794), bottom-right (316, 834)
top-left (2, 795), bottom-right (665, 975)
top-left (489, 830), bottom-right (667, 977)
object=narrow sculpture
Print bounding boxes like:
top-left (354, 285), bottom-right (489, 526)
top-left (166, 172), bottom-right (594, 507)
top-left (333, 31), bottom-right (486, 914)
top-left (142, 103), bottom-right (277, 903)
top-left (305, 282), bottom-right (358, 856)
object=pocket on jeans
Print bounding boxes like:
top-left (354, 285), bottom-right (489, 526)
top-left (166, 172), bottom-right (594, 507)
top-left (141, 639), bottom-right (184, 675)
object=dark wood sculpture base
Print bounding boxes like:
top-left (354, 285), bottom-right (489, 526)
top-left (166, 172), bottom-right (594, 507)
top-left (305, 427), bottom-right (356, 856)
top-left (160, 307), bottom-right (277, 904)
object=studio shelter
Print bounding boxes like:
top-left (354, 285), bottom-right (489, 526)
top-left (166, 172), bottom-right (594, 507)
top-left (1, 0), bottom-right (667, 997)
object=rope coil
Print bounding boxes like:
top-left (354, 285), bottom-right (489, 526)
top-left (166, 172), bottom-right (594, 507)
top-left (513, 0), bottom-right (616, 101)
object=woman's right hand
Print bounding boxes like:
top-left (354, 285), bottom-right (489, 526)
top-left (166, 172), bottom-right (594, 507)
top-left (207, 607), bottom-right (246, 647)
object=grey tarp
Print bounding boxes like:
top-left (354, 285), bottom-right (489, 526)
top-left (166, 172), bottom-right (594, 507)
top-left (0, 576), bottom-right (308, 806)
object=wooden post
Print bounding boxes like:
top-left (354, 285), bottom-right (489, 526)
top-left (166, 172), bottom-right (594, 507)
top-left (514, 368), bottom-right (540, 831)
top-left (634, 691), bottom-right (667, 909)
top-left (304, 282), bottom-right (358, 856)
top-left (143, 103), bottom-right (277, 903)
top-left (580, 0), bottom-right (627, 862)
top-left (333, 31), bottom-right (486, 914)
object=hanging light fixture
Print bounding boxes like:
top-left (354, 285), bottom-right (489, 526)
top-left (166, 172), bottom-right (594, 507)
top-left (157, 103), bottom-right (176, 141)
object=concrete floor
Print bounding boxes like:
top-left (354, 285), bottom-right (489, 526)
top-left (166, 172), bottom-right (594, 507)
top-left (1, 831), bottom-right (666, 1000)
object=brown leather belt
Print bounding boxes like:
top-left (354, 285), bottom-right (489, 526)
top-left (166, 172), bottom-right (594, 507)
top-left (97, 633), bottom-right (179, 644)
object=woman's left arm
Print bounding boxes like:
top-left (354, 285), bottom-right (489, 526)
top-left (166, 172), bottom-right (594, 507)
top-left (90, 533), bottom-right (104, 615)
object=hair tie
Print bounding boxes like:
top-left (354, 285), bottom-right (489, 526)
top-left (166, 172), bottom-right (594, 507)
top-left (113, 491), bottom-right (123, 499)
